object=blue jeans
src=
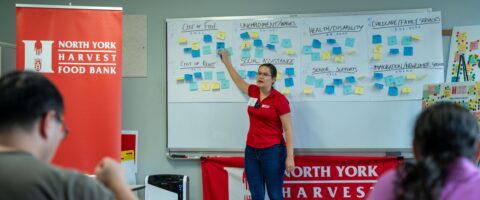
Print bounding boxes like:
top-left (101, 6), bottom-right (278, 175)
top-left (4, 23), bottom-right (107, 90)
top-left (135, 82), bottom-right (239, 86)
top-left (245, 144), bottom-right (286, 200)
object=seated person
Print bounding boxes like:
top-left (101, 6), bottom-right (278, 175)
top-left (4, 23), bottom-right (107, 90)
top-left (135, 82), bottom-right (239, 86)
top-left (0, 71), bottom-right (137, 200)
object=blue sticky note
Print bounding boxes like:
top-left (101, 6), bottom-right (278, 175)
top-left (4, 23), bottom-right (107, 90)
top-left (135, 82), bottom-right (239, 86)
top-left (372, 35), bottom-right (382, 44)
top-left (242, 49), bottom-right (251, 58)
top-left (374, 72), bottom-right (384, 80)
top-left (204, 71), bottom-right (213, 80)
top-left (238, 70), bottom-right (246, 79)
top-left (281, 39), bottom-right (292, 48)
top-left (285, 68), bottom-right (295, 76)
top-left (226, 47), bottom-right (233, 55)
top-left (325, 85), bottom-right (335, 95)
top-left (305, 75), bottom-right (315, 86)
top-left (184, 48), bottom-right (192, 54)
top-left (303, 46), bottom-right (313, 54)
top-left (333, 78), bottom-right (343, 85)
top-left (332, 47), bottom-right (342, 55)
top-left (247, 71), bottom-right (257, 79)
top-left (375, 83), bottom-right (384, 89)
top-left (346, 76), bottom-right (356, 83)
top-left (345, 38), bottom-right (355, 47)
top-left (404, 47), bottom-right (413, 56)
top-left (402, 36), bottom-right (412, 46)
top-left (343, 85), bottom-right (353, 95)
top-left (216, 71), bottom-right (226, 80)
top-left (312, 39), bottom-right (321, 48)
top-left (285, 78), bottom-right (294, 87)
top-left (192, 49), bottom-right (200, 57)
top-left (389, 48), bottom-right (400, 55)
top-left (194, 72), bottom-right (202, 78)
top-left (184, 74), bottom-right (193, 81)
top-left (394, 76), bottom-right (405, 86)
top-left (189, 82), bottom-right (198, 91)
top-left (269, 34), bottom-right (279, 43)
top-left (255, 48), bottom-right (264, 58)
top-left (388, 36), bottom-right (397, 46)
top-left (203, 34), bottom-right (212, 43)
top-left (388, 87), bottom-right (398, 96)
top-left (221, 80), bottom-right (230, 89)
top-left (216, 42), bottom-right (225, 50)
top-left (240, 32), bottom-right (250, 39)
top-left (311, 52), bottom-right (321, 61)
top-left (253, 39), bottom-right (263, 47)
top-left (315, 79), bottom-right (324, 88)
top-left (384, 75), bottom-right (394, 86)
top-left (202, 45), bottom-right (212, 55)
top-left (327, 39), bottom-right (336, 45)
top-left (266, 44), bottom-right (275, 50)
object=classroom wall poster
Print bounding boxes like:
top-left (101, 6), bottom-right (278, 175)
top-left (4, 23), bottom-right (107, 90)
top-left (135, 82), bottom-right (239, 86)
top-left (16, 5), bottom-right (122, 173)
top-left (202, 156), bottom-right (401, 200)
top-left (446, 25), bottom-right (480, 83)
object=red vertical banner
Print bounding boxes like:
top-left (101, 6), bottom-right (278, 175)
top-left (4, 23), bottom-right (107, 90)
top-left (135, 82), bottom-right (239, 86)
top-left (16, 5), bottom-right (122, 173)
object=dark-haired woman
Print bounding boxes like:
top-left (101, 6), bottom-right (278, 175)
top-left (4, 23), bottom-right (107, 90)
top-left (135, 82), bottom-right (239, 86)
top-left (368, 102), bottom-right (480, 200)
top-left (219, 50), bottom-right (294, 200)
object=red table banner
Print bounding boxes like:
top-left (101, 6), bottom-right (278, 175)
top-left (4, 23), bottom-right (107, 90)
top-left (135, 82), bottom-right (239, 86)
top-left (16, 5), bottom-right (122, 173)
top-left (202, 156), bottom-right (401, 200)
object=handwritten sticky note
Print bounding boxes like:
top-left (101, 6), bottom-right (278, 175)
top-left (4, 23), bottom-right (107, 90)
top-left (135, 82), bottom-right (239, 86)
top-left (211, 82), bottom-right (220, 90)
top-left (411, 34), bottom-right (421, 41)
top-left (276, 72), bottom-right (282, 80)
top-left (176, 76), bottom-right (184, 81)
top-left (406, 73), bottom-right (416, 80)
top-left (216, 42), bottom-right (225, 50)
top-left (266, 44), bottom-right (275, 50)
top-left (325, 85), bottom-right (335, 95)
top-left (357, 74), bottom-right (366, 80)
top-left (250, 32), bottom-right (259, 39)
top-left (373, 45), bottom-right (383, 54)
top-left (387, 36), bottom-right (397, 46)
top-left (200, 82), bottom-right (210, 91)
top-left (305, 75), bottom-right (315, 86)
top-left (345, 38), bottom-right (355, 47)
top-left (303, 87), bottom-right (313, 95)
top-left (343, 85), bottom-right (353, 95)
top-left (178, 36), bottom-right (188, 44)
top-left (333, 79), bottom-right (343, 85)
top-left (192, 42), bottom-right (201, 50)
top-left (458, 43), bottom-right (467, 52)
top-left (191, 49), bottom-right (200, 57)
top-left (384, 75), bottom-right (394, 86)
top-left (311, 52), bottom-right (321, 61)
top-left (327, 39), bottom-right (336, 45)
top-left (247, 71), bottom-right (257, 79)
top-left (388, 87), bottom-right (398, 96)
top-left (238, 70), bottom-right (246, 79)
top-left (374, 72), bottom-right (384, 80)
top-left (189, 82), bottom-right (198, 91)
top-left (240, 32), bottom-right (250, 39)
top-left (346, 50), bottom-right (356, 55)
top-left (255, 48), bottom-right (264, 58)
top-left (285, 49), bottom-right (296, 55)
top-left (226, 47), bottom-right (233, 55)
top-left (401, 87), bottom-right (412, 94)
top-left (394, 76), bottom-right (405, 86)
top-left (253, 39), bottom-right (263, 47)
top-left (285, 78), bottom-right (294, 87)
top-left (216, 32), bottom-right (226, 40)
top-left (269, 34), bottom-right (279, 43)
top-left (375, 83), bottom-right (384, 89)
top-left (216, 71), bottom-right (226, 80)
top-left (402, 36), bottom-right (412, 45)
top-left (282, 39), bottom-right (292, 48)
top-left (346, 76), bottom-right (356, 83)
top-left (372, 35), bottom-right (382, 44)
top-left (285, 68), bottom-right (295, 76)
top-left (194, 72), bottom-right (202, 79)
top-left (404, 47), bottom-right (413, 56)
top-left (184, 48), bottom-right (192, 54)
top-left (470, 41), bottom-right (479, 51)
top-left (203, 34), bottom-right (212, 43)
top-left (221, 80), bottom-right (230, 89)
top-left (204, 71), bottom-right (213, 80)
top-left (242, 49), bottom-right (251, 58)
top-left (241, 41), bottom-right (251, 49)
top-left (389, 48), bottom-right (400, 55)
top-left (321, 51), bottom-right (332, 60)
top-left (312, 39), bottom-right (321, 48)
top-left (372, 53), bottom-right (383, 61)
top-left (303, 46), bottom-right (313, 54)
top-left (315, 79), bottom-right (324, 88)
top-left (332, 47), bottom-right (342, 55)
top-left (281, 88), bottom-right (290, 94)
top-left (334, 55), bottom-right (344, 63)
top-left (354, 86), bottom-right (364, 95)
top-left (202, 45), bottom-right (212, 55)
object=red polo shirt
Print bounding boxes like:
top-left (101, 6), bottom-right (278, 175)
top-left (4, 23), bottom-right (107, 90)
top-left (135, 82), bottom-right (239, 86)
top-left (246, 85), bottom-right (291, 148)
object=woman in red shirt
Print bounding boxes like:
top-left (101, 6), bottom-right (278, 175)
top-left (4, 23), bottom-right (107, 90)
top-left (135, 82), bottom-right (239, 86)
top-left (219, 50), bottom-right (294, 200)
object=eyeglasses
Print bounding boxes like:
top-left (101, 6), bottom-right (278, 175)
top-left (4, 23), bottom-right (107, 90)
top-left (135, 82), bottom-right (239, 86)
top-left (256, 72), bottom-right (271, 77)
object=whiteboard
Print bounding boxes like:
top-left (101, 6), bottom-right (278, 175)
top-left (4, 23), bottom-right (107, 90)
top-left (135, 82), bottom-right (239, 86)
top-left (167, 10), bottom-right (442, 152)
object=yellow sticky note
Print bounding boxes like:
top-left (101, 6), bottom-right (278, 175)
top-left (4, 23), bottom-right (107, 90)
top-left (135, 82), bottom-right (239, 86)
top-left (444, 86), bottom-right (452, 98)
top-left (476, 82), bottom-right (480, 98)
top-left (192, 42), bottom-right (201, 50)
top-left (285, 49), bottom-right (296, 55)
top-left (121, 150), bottom-right (135, 161)
top-left (373, 53), bottom-right (383, 61)
top-left (303, 87), bottom-right (313, 95)
top-left (458, 43), bottom-right (467, 52)
top-left (346, 50), bottom-right (356, 55)
top-left (373, 44), bottom-right (383, 54)
top-left (250, 32), bottom-right (259, 39)
top-left (276, 72), bottom-right (283, 80)
top-left (419, 74), bottom-right (428, 80)
top-left (357, 74), bottom-right (366, 80)
top-left (178, 37), bottom-right (188, 44)
top-left (401, 87), bottom-right (412, 94)
top-left (334, 55), bottom-right (344, 63)
top-left (211, 82), bottom-right (221, 90)
top-left (281, 88), bottom-right (291, 94)
top-left (200, 82), bottom-right (211, 91)
top-left (321, 51), bottom-right (331, 60)
top-left (176, 76), bottom-right (184, 81)
top-left (411, 34), bottom-right (421, 41)
top-left (354, 86), bottom-right (364, 95)
top-left (216, 32), bottom-right (226, 40)
top-left (406, 73), bottom-right (417, 80)
top-left (241, 41), bottom-right (251, 49)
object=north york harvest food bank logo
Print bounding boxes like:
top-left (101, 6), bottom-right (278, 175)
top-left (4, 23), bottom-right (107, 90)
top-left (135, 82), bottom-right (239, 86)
top-left (22, 40), bottom-right (118, 75)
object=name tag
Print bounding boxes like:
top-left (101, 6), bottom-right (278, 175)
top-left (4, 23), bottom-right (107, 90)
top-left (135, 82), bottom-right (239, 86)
top-left (247, 97), bottom-right (258, 107)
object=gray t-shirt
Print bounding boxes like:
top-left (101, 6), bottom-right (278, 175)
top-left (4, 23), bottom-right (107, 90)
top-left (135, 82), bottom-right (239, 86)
top-left (0, 151), bottom-right (115, 200)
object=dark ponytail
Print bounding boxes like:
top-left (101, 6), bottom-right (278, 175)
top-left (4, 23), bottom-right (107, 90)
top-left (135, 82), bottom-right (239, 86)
top-left (394, 102), bottom-right (479, 200)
